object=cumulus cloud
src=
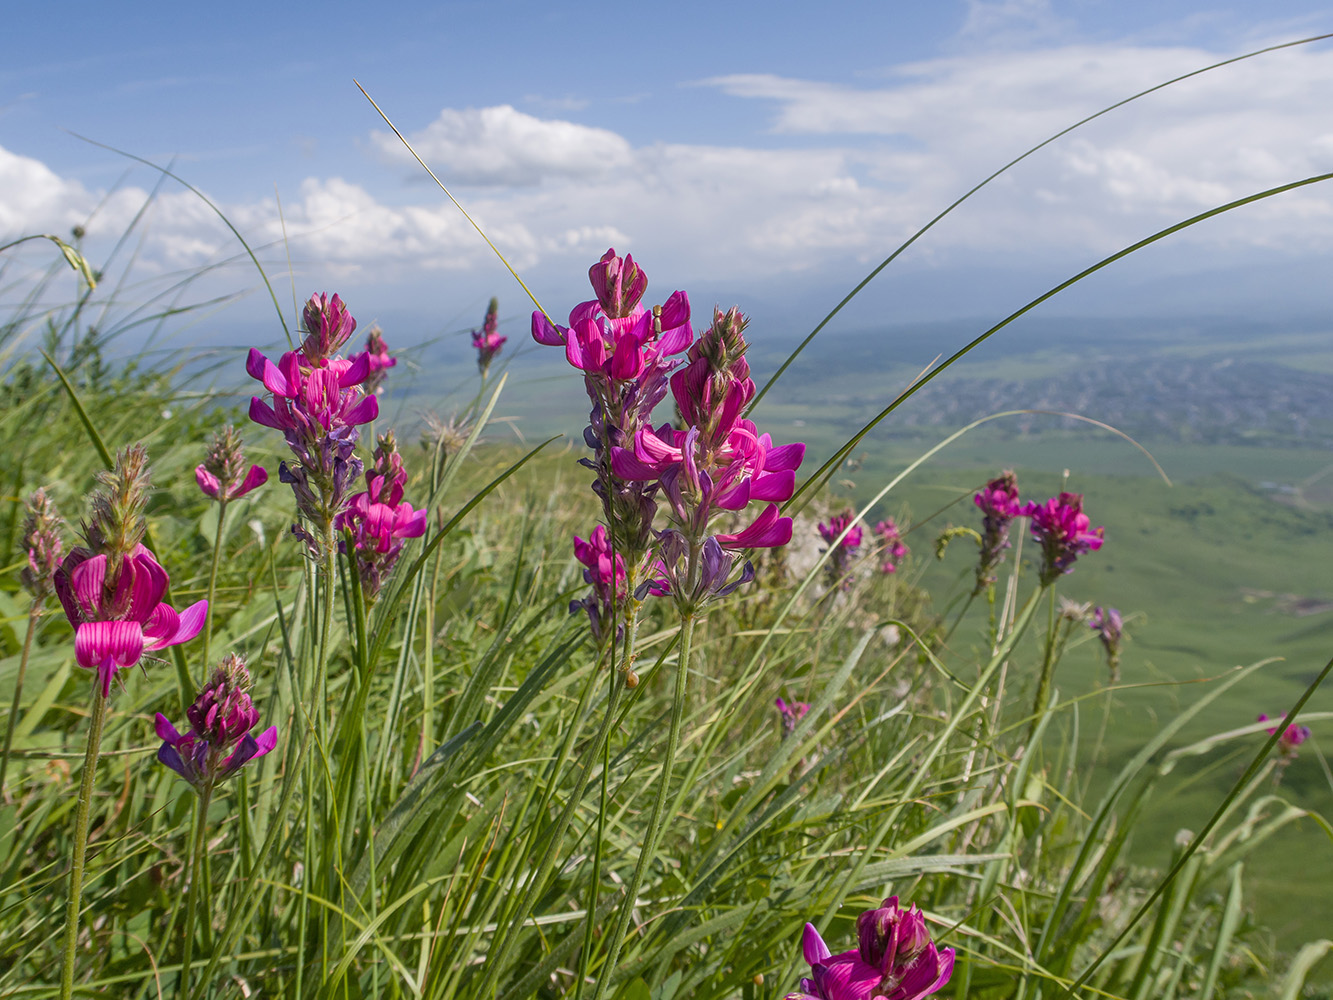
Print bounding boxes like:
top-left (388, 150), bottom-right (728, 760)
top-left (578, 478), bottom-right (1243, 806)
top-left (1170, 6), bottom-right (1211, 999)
top-left (370, 105), bottom-right (633, 186)
top-left (5, 37), bottom-right (1333, 303)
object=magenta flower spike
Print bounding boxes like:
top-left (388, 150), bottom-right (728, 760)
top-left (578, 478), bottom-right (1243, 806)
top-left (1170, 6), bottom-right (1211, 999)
top-left (20, 488), bottom-right (64, 602)
top-left (1022, 491), bottom-right (1104, 585)
top-left (1258, 713), bottom-right (1312, 758)
top-left (156, 654), bottom-right (277, 789)
top-left (873, 519), bottom-right (908, 575)
top-left (787, 897), bottom-right (955, 1000)
top-left (819, 512), bottom-right (863, 552)
top-left (363, 326), bottom-right (397, 395)
top-left (54, 545), bottom-right (208, 697)
top-left (472, 298), bottom-right (507, 376)
top-left (775, 696), bottom-right (811, 736)
top-left (300, 292), bottom-right (357, 366)
top-left (1090, 606), bottom-right (1124, 681)
top-left (973, 471), bottom-right (1021, 592)
top-left (588, 248), bottom-right (648, 319)
top-left (335, 432), bottom-right (429, 603)
top-left (196, 425), bottom-right (267, 502)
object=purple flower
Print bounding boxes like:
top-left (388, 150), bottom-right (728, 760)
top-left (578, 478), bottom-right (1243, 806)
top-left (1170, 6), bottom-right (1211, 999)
top-left (818, 510), bottom-right (863, 590)
top-left (20, 488), bottom-right (64, 602)
top-left (472, 298), bottom-right (507, 376)
top-left (196, 425), bottom-right (267, 503)
top-left (973, 471), bottom-right (1021, 593)
top-left (1090, 606), bottom-right (1124, 682)
top-left (300, 292), bottom-right (357, 366)
top-left (54, 545), bottom-right (208, 697)
top-left (1022, 492), bottom-right (1104, 585)
top-left (363, 326), bottom-right (396, 395)
top-left (787, 897), bottom-right (955, 1000)
top-left (335, 433), bottom-right (428, 602)
top-left (819, 512), bottom-right (863, 552)
top-left (775, 696), bottom-right (810, 736)
top-left (1258, 713), bottom-right (1312, 759)
top-left (156, 654), bottom-right (277, 789)
top-left (588, 247), bottom-right (648, 319)
top-left (873, 519), bottom-right (908, 575)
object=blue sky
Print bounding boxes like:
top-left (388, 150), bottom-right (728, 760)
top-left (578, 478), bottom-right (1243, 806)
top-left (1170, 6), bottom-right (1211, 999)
top-left (4, 0), bottom-right (1333, 353)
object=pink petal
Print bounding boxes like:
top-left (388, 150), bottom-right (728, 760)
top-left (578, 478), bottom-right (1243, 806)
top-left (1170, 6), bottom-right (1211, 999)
top-left (246, 348), bottom-right (293, 397)
top-left (659, 290), bottom-right (691, 333)
top-left (252, 725), bottom-right (279, 758)
top-left (75, 620), bottom-right (144, 672)
top-left (195, 465), bottom-right (221, 498)
top-left (248, 397), bottom-right (285, 429)
top-left (345, 394), bottom-right (379, 426)
top-left (70, 554), bottom-right (110, 620)
top-left (338, 352), bottom-right (371, 388)
top-left (155, 712), bottom-right (183, 743)
top-left (233, 465), bottom-right (268, 499)
top-left (125, 552), bottom-right (169, 624)
top-left (802, 923), bottom-right (832, 965)
top-left (531, 310), bottom-right (566, 346)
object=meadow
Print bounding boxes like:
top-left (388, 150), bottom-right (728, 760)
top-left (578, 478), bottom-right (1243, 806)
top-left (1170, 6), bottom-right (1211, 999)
top-left (2, 40), bottom-right (1332, 1000)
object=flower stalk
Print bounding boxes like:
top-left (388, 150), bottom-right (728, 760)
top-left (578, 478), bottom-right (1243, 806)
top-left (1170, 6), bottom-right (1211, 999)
top-left (59, 688), bottom-right (108, 1000)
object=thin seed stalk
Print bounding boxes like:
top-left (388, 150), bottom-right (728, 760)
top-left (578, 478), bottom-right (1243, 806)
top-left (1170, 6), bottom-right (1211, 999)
top-left (178, 783), bottom-right (214, 1000)
top-left (59, 688), bottom-right (109, 1000)
top-left (592, 611), bottom-right (695, 1000)
top-left (0, 602), bottom-right (41, 794)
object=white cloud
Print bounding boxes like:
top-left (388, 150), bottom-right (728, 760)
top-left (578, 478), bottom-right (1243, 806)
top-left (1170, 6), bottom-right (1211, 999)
top-left (5, 38), bottom-right (1333, 306)
top-left (370, 105), bottom-right (633, 186)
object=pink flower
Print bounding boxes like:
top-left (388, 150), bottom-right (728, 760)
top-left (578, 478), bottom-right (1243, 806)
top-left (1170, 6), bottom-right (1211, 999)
top-left (300, 292), bottom-right (357, 365)
top-left (819, 512), bottom-right (863, 552)
top-left (775, 696), bottom-right (810, 736)
top-left (873, 519), bottom-right (908, 574)
top-left (472, 298), bottom-right (507, 375)
top-left (335, 433), bottom-right (428, 602)
top-left (788, 897), bottom-right (954, 1000)
top-left (53, 545), bottom-right (207, 697)
top-left (157, 654), bottom-right (277, 788)
top-left (246, 349), bottom-right (378, 440)
top-left (588, 248), bottom-right (648, 319)
top-left (973, 471), bottom-right (1021, 592)
top-left (1258, 713), bottom-right (1312, 758)
top-left (1022, 492), bottom-right (1104, 585)
top-left (364, 326), bottom-right (396, 394)
top-left (195, 426), bottom-right (267, 502)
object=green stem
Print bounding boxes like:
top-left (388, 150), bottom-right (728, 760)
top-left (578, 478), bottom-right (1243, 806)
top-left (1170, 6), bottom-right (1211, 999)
top-left (1028, 587), bottom-right (1060, 743)
top-left (178, 784), bottom-right (214, 1000)
top-left (200, 501), bottom-right (228, 678)
top-left (59, 689), bottom-right (109, 1000)
top-left (0, 602), bottom-right (41, 796)
top-left (592, 612), bottom-right (695, 1000)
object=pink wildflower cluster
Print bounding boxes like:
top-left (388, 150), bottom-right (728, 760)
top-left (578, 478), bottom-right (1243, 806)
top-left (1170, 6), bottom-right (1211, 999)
top-left (874, 518), bottom-right (908, 575)
top-left (195, 425), bottom-right (266, 503)
top-left (788, 896), bottom-right (954, 1000)
top-left (535, 250), bottom-right (804, 625)
top-left (335, 432), bottom-right (428, 603)
top-left (1090, 606), bottom-right (1124, 682)
top-left (156, 654), bottom-right (276, 789)
top-left (247, 293), bottom-right (379, 555)
top-left (972, 471), bottom-right (1021, 592)
top-left (775, 696), bottom-right (811, 737)
top-left (1022, 492), bottom-right (1105, 585)
top-left (363, 326), bottom-right (396, 395)
top-left (1258, 713), bottom-right (1311, 759)
top-left (53, 446), bottom-right (207, 698)
top-left (472, 298), bottom-right (506, 377)
top-left (818, 510), bottom-right (863, 590)
top-left (570, 525), bottom-right (670, 642)
top-left (20, 488), bottom-right (64, 602)
top-left (967, 474), bottom-right (1104, 588)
